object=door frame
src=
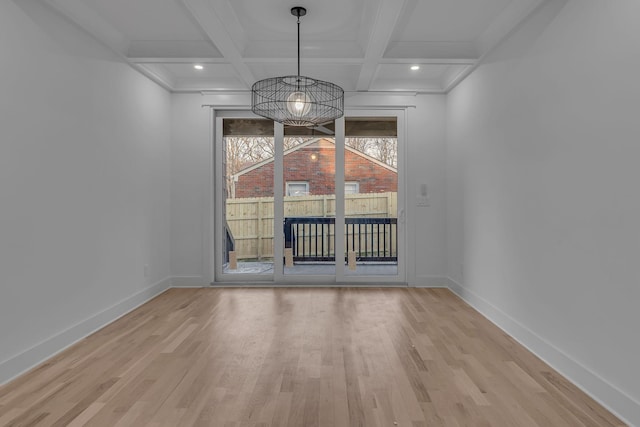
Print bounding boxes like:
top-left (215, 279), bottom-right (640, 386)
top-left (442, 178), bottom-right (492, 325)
top-left (213, 110), bottom-right (274, 283)
top-left (212, 109), bottom-right (407, 285)
top-left (335, 108), bottom-right (407, 284)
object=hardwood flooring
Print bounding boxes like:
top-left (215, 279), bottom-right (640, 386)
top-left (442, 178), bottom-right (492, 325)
top-left (0, 288), bottom-right (626, 426)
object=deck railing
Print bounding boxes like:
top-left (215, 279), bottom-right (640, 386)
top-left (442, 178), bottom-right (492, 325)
top-left (226, 192), bottom-right (397, 260)
top-left (284, 217), bottom-right (397, 262)
top-left (224, 221), bottom-right (235, 263)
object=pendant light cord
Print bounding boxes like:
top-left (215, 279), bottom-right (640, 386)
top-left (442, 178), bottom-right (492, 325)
top-left (297, 14), bottom-right (301, 77)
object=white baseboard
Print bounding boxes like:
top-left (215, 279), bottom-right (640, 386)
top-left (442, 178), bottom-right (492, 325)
top-left (0, 277), bottom-right (172, 386)
top-left (211, 281), bottom-right (408, 287)
top-left (171, 276), bottom-right (208, 287)
top-left (447, 278), bottom-right (639, 427)
top-left (409, 275), bottom-right (454, 288)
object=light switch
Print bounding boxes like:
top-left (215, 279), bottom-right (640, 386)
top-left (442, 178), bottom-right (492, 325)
top-left (417, 184), bottom-right (429, 207)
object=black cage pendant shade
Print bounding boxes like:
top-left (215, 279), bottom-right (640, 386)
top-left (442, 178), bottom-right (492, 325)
top-left (251, 7), bottom-right (344, 127)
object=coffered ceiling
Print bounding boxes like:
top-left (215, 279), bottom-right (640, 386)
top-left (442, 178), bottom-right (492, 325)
top-left (45, 0), bottom-right (545, 93)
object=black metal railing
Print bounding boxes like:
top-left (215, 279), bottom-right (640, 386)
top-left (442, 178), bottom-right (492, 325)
top-left (224, 221), bottom-right (235, 263)
top-left (346, 217), bottom-right (397, 261)
top-left (283, 217), bottom-right (397, 262)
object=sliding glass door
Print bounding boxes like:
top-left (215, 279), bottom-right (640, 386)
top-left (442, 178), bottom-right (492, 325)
top-left (343, 115), bottom-right (400, 278)
top-left (214, 110), bottom-right (405, 284)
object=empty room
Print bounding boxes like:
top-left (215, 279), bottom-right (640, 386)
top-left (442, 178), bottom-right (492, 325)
top-left (1, 0), bottom-right (638, 425)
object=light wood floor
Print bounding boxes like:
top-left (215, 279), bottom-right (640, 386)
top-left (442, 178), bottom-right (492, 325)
top-left (0, 288), bottom-right (625, 427)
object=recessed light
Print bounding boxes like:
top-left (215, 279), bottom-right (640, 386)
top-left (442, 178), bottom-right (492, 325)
top-left (194, 64), bottom-right (204, 70)
top-left (410, 65), bottom-right (420, 71)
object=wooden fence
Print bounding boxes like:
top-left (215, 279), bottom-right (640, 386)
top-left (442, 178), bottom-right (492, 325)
top-left (226, 192), bottom-right (397, 260)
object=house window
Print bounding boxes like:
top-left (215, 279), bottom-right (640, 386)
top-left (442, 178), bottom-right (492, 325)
top-left (286, 181), bottom-right (309, 196)
top-left (345, 182), bottom-right (360, 194)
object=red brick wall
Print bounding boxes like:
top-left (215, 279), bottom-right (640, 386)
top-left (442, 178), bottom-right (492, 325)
top-left (235, 141), bottom-right (397, 198)
top-left (236, 161), bottom-right (275, 198)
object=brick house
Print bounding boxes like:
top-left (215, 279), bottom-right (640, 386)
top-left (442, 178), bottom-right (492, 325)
top-left (231, 138), bottom-right (397, 198)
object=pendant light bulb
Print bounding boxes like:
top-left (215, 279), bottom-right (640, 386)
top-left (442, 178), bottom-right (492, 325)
top-left (286, 91), bottom-right (311, 116)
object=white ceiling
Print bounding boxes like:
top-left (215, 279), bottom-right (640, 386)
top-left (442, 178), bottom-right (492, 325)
top-left (45, 0), bottom-right (545, 93)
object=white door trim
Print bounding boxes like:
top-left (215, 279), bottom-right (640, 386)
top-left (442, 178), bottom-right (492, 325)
top-left (211, 108), bottom-right (408, 285)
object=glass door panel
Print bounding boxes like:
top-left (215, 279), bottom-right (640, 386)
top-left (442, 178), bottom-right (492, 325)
top-left (283, 130), bottom-right (336, 275)
top-left (343, 117), bottom-right (399, 277)
top-left (221, 118), bottom-right (275, 276)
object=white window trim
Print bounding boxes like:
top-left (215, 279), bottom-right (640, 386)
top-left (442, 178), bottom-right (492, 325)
top-left (286, 181), bottom-right (309, 196)
top-left (344, 181), bottom-right (359, 194)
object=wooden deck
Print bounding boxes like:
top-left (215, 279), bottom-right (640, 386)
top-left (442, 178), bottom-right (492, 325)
top-left (0, 288), bottom-right (625, 426)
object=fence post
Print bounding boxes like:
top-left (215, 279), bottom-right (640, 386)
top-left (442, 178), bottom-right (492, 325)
top-left (257, 200), bottom-right (262, 260)
top-left (323, 195), bottom-right (328, 217)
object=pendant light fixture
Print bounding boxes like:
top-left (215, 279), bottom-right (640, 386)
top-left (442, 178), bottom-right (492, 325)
top-left (251, 6), bottom-right (344, 127)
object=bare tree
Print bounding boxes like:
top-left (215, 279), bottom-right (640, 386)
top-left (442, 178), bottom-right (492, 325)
top-left (346, 138), bottom-right (397, 168)
top-left (345, 138), bottom-right (371, 153)
top-left (367, 138), bottom-right (397, 168)
top-left (224, 137), bottom-right (313, 197)
top-left (261, 137), bottom-right (312, 157)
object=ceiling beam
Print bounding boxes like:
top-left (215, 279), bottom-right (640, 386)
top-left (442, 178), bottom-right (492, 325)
top-left (356, 0), bottom-right (409, 91)
top-left (44, 0), bottom-right (175, 91)
top-left (441, 65), bottom-right (474, 93)
top-left (44, 0), bottom-right (129, 55)
top-left (243, 57), bottom-right (476, 65)
top-left (127, 40), bottom-right (221, 58)
top-left (243, 40), bottom-right (363, 61)
top-left (438, 0), bottom-right (547, 93)
top-left (129, 57), bottom-right (476, 68)
top-left (179, 0), bottom-right (256, 89)
top-left (384, 41), bottom-right (479, 60)
top-left (129, 58), bottom-right (230, 64)
top-left (133, 64), bottom-right (177, 90)
top-left (476, 0), bottom-right (547, 55)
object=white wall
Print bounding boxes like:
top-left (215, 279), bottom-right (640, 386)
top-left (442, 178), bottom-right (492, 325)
top-left (0, 0), bottom-right (172, 383)
top-left (170, 93), bottom-right (448, 286)
top-left (446, 1), bottom-right (640, 424)
top-left (407, 95), bottom-right (448, 284)
top-left (170, 94), bottom-right (211, 285)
